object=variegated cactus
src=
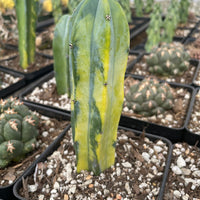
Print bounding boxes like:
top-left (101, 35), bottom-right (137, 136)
top-left (15, 0), bottom-right (39, 69)
top-left (54, 0), bottom-right (129, 175)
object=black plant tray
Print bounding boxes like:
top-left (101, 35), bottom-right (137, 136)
top-left (173, 27), bottom-right (195, 43)
top-left (0, 101), bottom-right (70, 200)
top-left (129, 17), bottom-right (150, 39)
top-left (119, 74), bottom-right (195, 144)
top-left (0, 52), bottom-right (53, 82)
top-left (13, 125), bottom-right (173, 200)
top-left (0, 66), bottom-right (25, 99)
top-left (126, 52), bottom-right (200, 86)
top-left (184, 88), bottom-right (200, 148)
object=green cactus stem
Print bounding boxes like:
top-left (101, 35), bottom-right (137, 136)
top-left (68, 0), bottom-right (129, 175)
top-left (116, 0), bottom-right (132, 23)
top-left (52, 0), bottom-right (63, 23)
top-left (135, 0), bottom-right (144, 17)
top-left (145, 0), bottom-right (154, 13)
top-left (145, 3), bottom-right (162, 52)
top-left (68, 0), bottom-right (82, 14)
top-left (15, 0), bottom-right (39, 69)
top-left (146, 43), bottom-right (190, 76)
top-left (53, 15), bottom-right (71, 95)
top-left (125, 77), bottom-right (174, 117)
top-left (179, 0), bottom-right (190, 24)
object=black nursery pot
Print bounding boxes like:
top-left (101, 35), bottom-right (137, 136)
top-left (0, 102), bottom-right (70, 200)
top-left (173, 27), bottom-right (195, 43)
top-left (0, 66), bottom-right (25, 99)
top-left (0, 52), bottom-right (53, 82)
top-left (120, 75), bottom-right (195, 144)
top-left (13, 125), bottom-right (173, 200)
top-left (184, 88), bottom-right (200, 148)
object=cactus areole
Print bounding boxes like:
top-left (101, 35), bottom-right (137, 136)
top-left (68, 0), bottom-right (129, 175)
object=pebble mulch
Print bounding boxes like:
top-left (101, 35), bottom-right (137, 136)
top-left (0, 72), bottom-right (21, 89)
top-left (187, 90), bottom-right (200, 135)
top-left (24, 77), bottom-right (71, 111)
top-left (19, 129), bottom-right (169, 200)
top-left (164, 143), bottom-right (200, 200)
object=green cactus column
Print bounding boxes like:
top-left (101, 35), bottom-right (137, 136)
top-left (16, 0), bottom-right (38, 69)
top-left (52, 0), bottom-right (63, 23)
top-left (69, 0), bottom-right (129, 174)
top-left (179, 0), bottom-right (190, 23)
top-left (53, 15), bottom-right (71, 95)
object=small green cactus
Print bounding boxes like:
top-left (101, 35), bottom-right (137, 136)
top-left (162, 0), bottom-right (180, 43)
top-left (145, 0), bottom-right (154, 13)
top-left (135, 0), bottom-right (144, 17)
top-left (179, 0), bottom-right (190, 24)
top-left (0, 98), bottom-right (39, 168)
top-left (146, 43), bottom-right (190, 76)
top-left (145, 3), bottom-right (162, 52)
top-left (125, 78), bottom-right (174, 117)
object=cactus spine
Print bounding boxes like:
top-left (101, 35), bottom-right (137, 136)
top-left (68, 0), bottom-right (129, 174)
top-left (53, 15), bottom-right (71, 95)
top-left (15, 0), bottom-right (39, 69)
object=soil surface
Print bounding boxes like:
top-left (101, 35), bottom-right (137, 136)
top-left (123, 77), bottom-right (191, 129)
top-left (0, 53), bottom-right (53, 73)
top-left (0, 113), bottom-right (69, 186)
top-left (19, 129), bottom-right (169, 200)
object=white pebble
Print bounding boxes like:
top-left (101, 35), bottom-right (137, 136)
top-left (122, 162), bottom-right (132, 168)
top-left (46, 168), bottom-right (53, 176)
top-left (142, 152), bottom-right (150, 162)
top-left (42, 131), bottom-right (49, 137)
top-left (125, 182), bottom-right (131, 194)
top-left (174, 190), bottom-right (181, 198)
top-left (172, 166), bottom-right (182, 175)
top-left (28, 184), bottom-right (38, 193)
top-left (53, 182), bottom-right (59, 190)
top-left (177, 155), bottom-right (186, 168)
top-left (154, 145), bottom-right (163, 153)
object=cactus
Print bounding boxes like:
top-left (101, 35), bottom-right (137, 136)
top-left (65, 0), bottom-right (129, 175)
top-left (15, 0), bottom-right (39, 69)
top-left (145, 0), bottom-right (154, 13)
top-left (52, 0), bottom-right (63, 23)
top-left (135, 0), bottom-right (144, 17)
top-left (125, 78), bottom-right (174, 117)
top-left (116, 0), bottom-right (132, 23)
top-left (68, 0), bottom-right (82, 14)
top-left (162, 0), bottom-right (180, 43)
top-left (179, 0), bottom-right (190, 24)
top-left (146, 43), bottom-right (190, 76)
top-left (145, 3), bottom-right (162, 52)
top-left (53, 15), bottom-right (71, 95)
top-left (0, 98), bottom-right (39, 168)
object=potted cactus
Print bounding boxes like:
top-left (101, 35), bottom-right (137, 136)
top-left (0, 97), bottom-right (70, 199)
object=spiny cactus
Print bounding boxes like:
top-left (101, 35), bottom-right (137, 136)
top-left (125, 78), bottom-right (174, 117)
top-left (179, 0), bottom-right (190, 24)
top-left (145, 3), bottom-right (162, 52)
top-left (135, 0), bottom-right (144, 17)
top-left (162, 0), bottom-right (180, 43)
top-left (146, 43), bottom-right (190, 76)
top-left (116, 0), bottom-right (131, 23)
top-left (145, 0), bottom-right (154, 13)
top-left (0, 98), bottom-right (39, 168)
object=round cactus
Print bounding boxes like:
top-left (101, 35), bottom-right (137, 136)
top-left (125, 78), bottom-right (174, 117)
top-left (0, 98), bottom-right (39, 168)
top-left (146, 43), bottom-right (190, 76)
